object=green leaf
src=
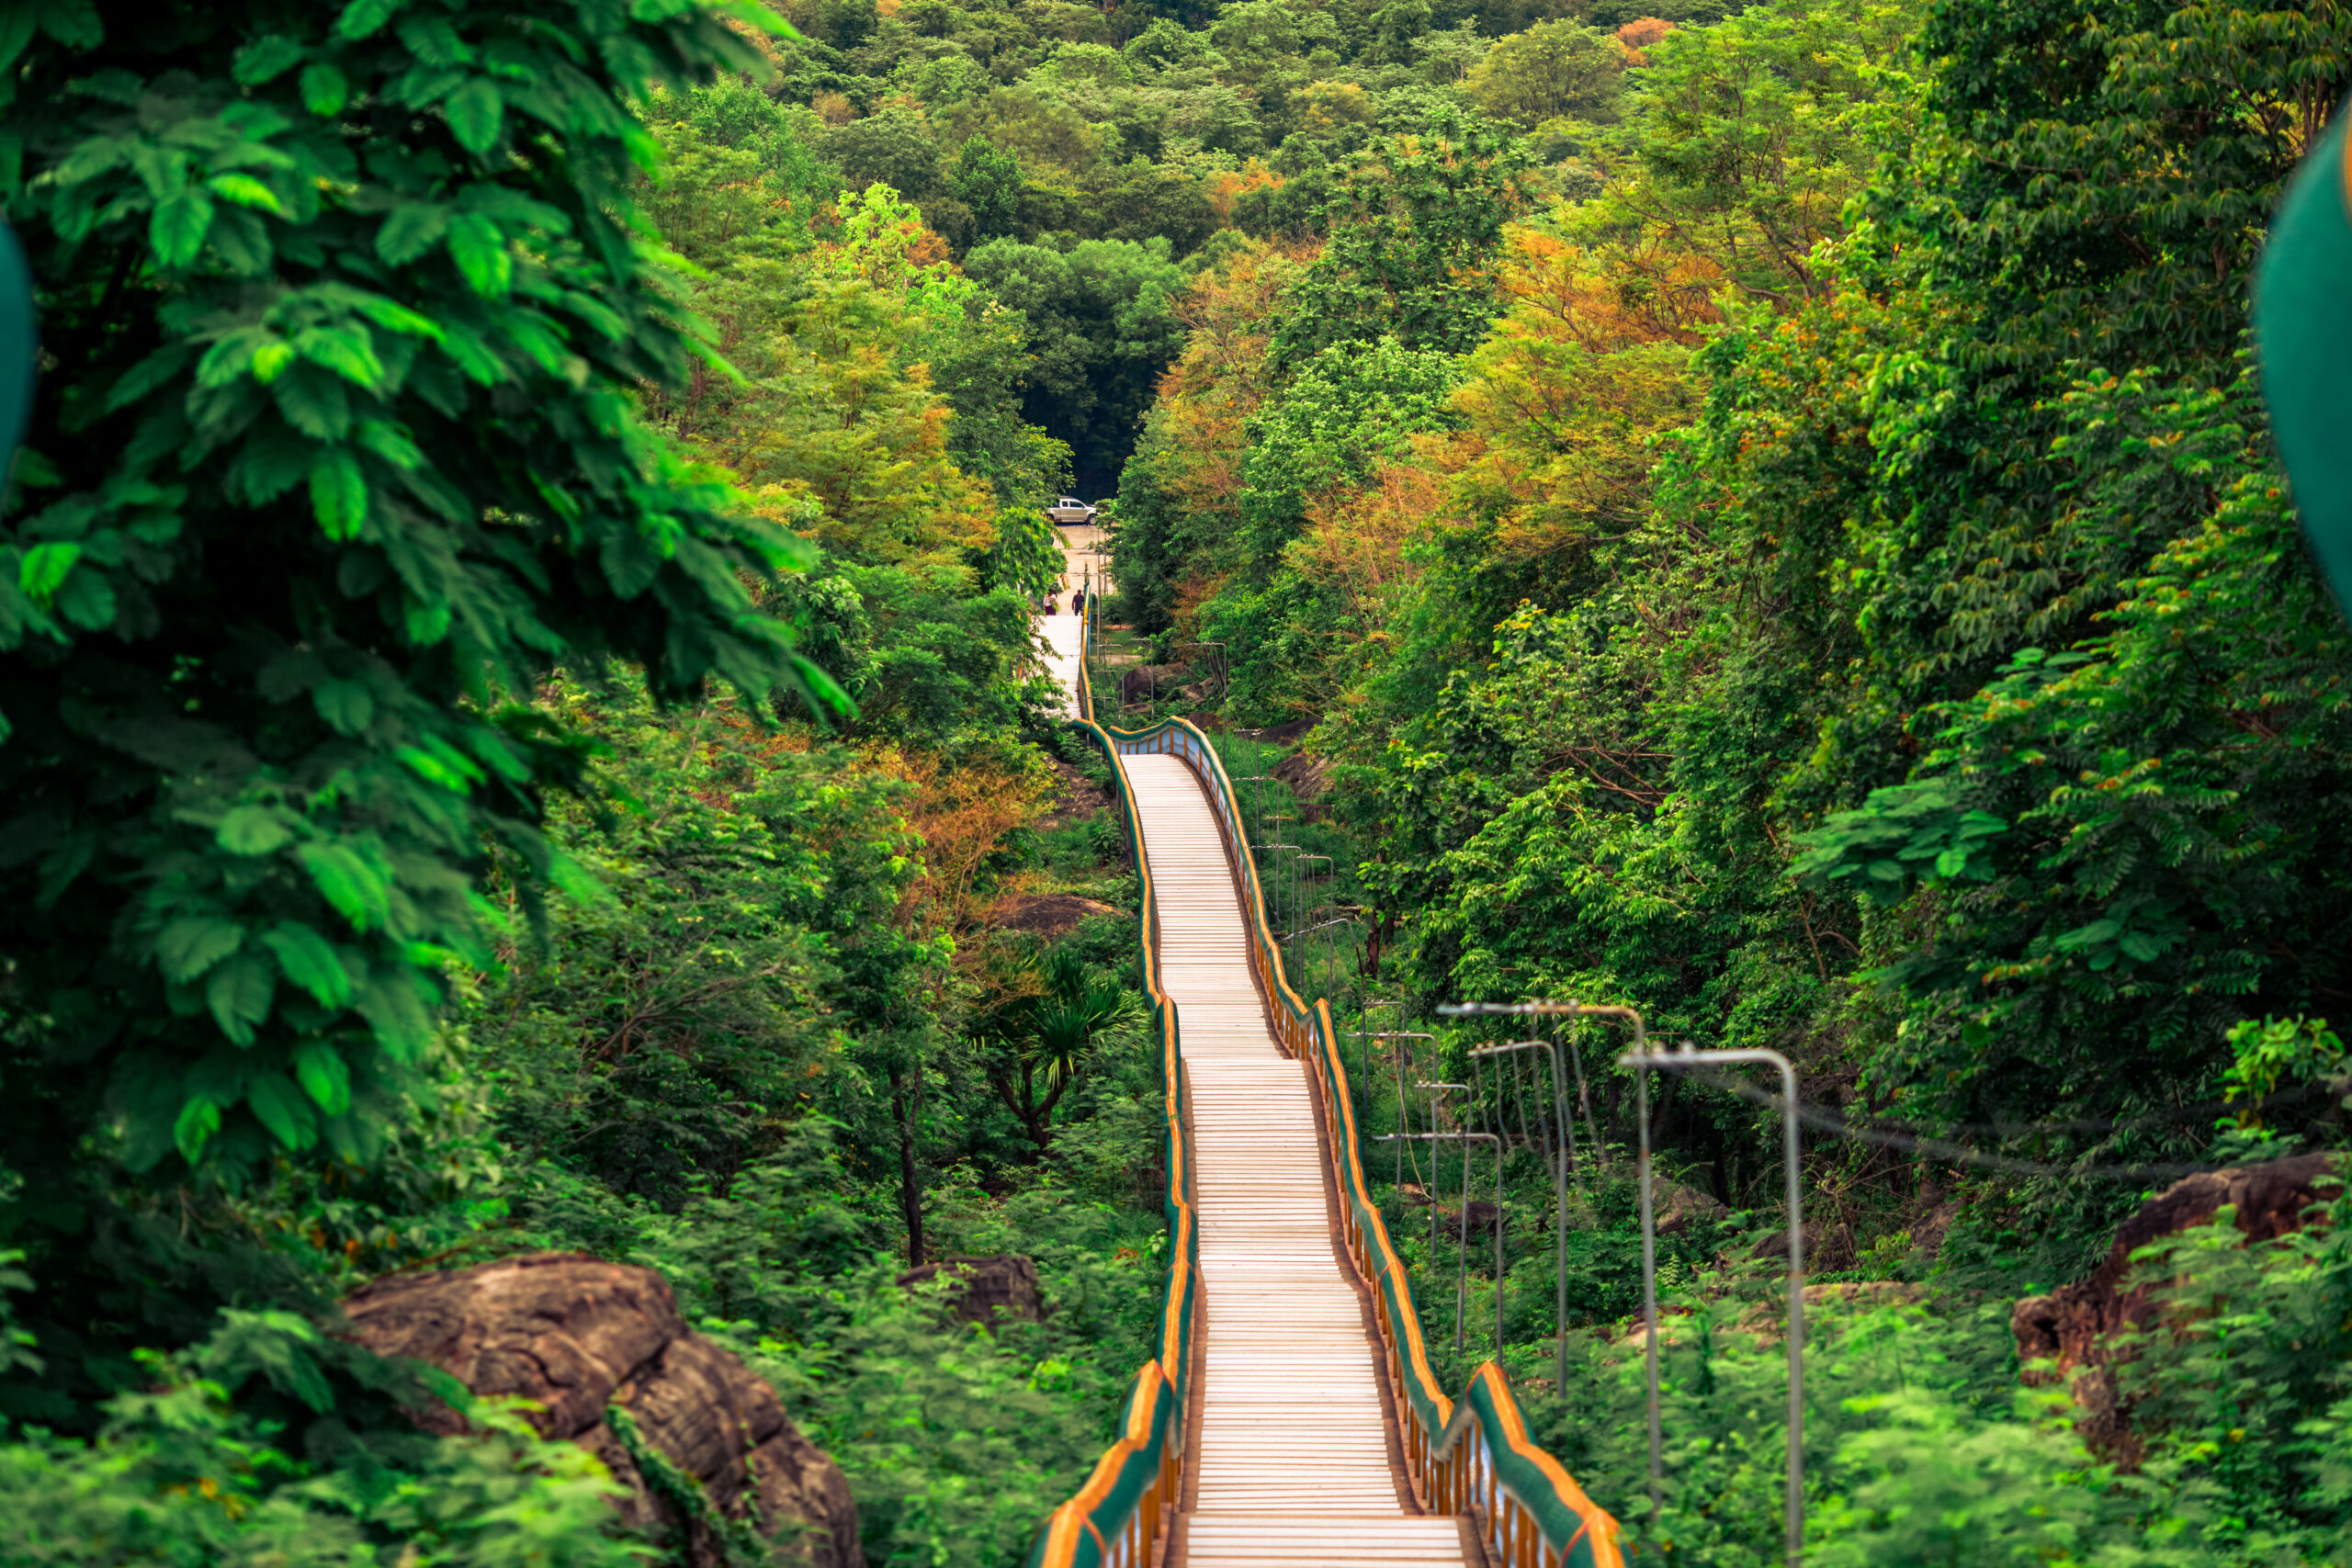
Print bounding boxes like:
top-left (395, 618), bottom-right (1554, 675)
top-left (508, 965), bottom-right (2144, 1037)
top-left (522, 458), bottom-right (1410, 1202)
top-left (263, 923), bottom-right (354, 1009)
top-left (158, 917), bottom-right (243, 982)
top-left (246, 1072), bottom-right (316, 1149)
top-left (150, 187), bottom-right (217, 269)
top-left (217, 805), bottom-right (294, 855)
top-left (309, 448), bottom-right (368, 541)
top-left (0, 9), bottom-right (37, 76)
top-left (274, 368), bottom-right (353, 440)
top-left (18, 540), bottom-right (79, 604)
top-left (435, 320), bottom-right (505, 384)
top-left (335, 0), bottom-right (401, 38)
top-left (547, 848), bottom-right (613, 907)
top-left (358, 968), bottom-right (435, 1064)
top-left (290, 1042), bottom-right (353, 1116)
top-left (52, 564), bottom-right (114, 630)
top-left (174, 1096), bottom-right (222, 1166)
top-left (312, 674), bottom-right (375, 735)
top-left (2055, 919), bottom-right (2123, 953)
top-left (232, 35), bottom-right (304, 85)
top-left (207, 952), bottom-right (277, 1045)
top-left (600, 527), bottom-right (663, 598)
top-left (1933, 847), bottom-right (1967, 878)
top-left (298, 324), bottom-right (384, 388)
top-left (445, 77), bottom-right (504, 155)
top-left (397, 744), bottom-right (478, 792)
top-left (378, 202), bottom-right (450, 265)
top-left (300, 62), bottom-right (349, 117)
top-left (447, 212), bottom-right (512, 296)
top-left (298, 841), bottom-right (389, 931)
top-left (34, 0), bottom-right (101, 48)
top-left (2118, 931), bottom-right (2164, 962)
top-left (404, 592), bottom-right (452, 646)
top-left (345, 296), bottom-right (443, 342)
top-left (205, 174), bottom-right (281, 212)
top-left (356, 419), bottom-right (424, 469)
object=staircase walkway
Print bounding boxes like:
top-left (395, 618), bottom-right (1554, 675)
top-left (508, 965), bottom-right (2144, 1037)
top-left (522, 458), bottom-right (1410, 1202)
top-left (1038, 541), bottom-right (1464, 1565)
top-left (1041, 613), bottom-right (1083, 716)
top-left (1122, 767), bottom-right (1465, 1566)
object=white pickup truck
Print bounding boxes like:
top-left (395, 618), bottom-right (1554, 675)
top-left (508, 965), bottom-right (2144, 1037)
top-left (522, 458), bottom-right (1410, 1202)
top-left (1045, 496), bottom-right (1098, 524)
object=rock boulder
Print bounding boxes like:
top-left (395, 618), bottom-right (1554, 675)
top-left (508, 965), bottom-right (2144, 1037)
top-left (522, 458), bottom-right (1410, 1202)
top-left (897, 1254), bottom-right (1044, 1326)
top-left (345, 1252), bottom-right (862, 1568)
top-left (2011, 1154), bottom-right (2342, 1456)
top-left (1271, 751), bottom-right (1333, 822)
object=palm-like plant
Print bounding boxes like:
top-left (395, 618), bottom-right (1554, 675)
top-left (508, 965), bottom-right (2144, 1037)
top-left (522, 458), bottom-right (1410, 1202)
top-left (983, 945), bottom-right (1138, 1156)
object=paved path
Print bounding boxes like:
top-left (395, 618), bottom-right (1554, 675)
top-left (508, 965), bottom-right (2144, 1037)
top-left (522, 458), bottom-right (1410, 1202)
top-left (1117, 751), bottom-right (1465, 1567)
top-left (1041, 613), bottom-right (1083, 718)
top-left (1040, 515), bottom-right (1461, 1563)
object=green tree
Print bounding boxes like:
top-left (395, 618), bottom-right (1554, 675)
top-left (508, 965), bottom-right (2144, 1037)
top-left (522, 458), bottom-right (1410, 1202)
top-left (948, 135), bottom-right (1026, 245)
top-left (636, 83), bottom-right (832, 443)
top-left (1575, 0), bottom-right (1923, 303)
top-left (0, 0), bottom-right (834, 1405)
top-left (820, 107), bottom-right (944, 199)
top-left (1269, 108), bottom-right (1530, 373)
top-left (1464, 20), bottom-right (1626, 129)
top-left (1238, 335), bottom-right (1464, 576)
top-left (977, 944), bottom-right (1139, 1156)
top-left (1792, 376), bottom-right (2352, 1134)
top-left (962, 236), bottom-right (1186, 495)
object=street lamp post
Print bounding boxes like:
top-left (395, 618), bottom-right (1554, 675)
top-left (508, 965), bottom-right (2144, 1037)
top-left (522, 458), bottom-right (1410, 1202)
top-left (1469, 1037), bottom-right (1572, 1399)
top-left (1295, 855), bottom-right (1331, 991)
top-left (1384, 1032), bottom-right (1437, 1188)
top-left (1375, 1122), bottom-right (1503, 1355)
top-left (1259, 841), bottom-right (1300, 942)
top-left (1442, 1001), bottom-right (1657, 1507)
top-left (1236, 775), bottom-right (1277, 863)
top-left (1622, 1043), bottom-right (1807, 1567)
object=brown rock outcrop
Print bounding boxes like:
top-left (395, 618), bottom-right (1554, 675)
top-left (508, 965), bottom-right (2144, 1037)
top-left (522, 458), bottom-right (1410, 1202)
top-left (1271, 751), bottom-right (1334, 821)
top-left (1240, 716), bottom-right (1320, 747)
top-left (898, 1254), bottom-right (1044, 1326)
top-left (1436, 1199), bottom-right (1503, 1240)
top-left (1747, 1217), bottom-right (1857, 1273)
top-left (1653, 1179), bottom-right (1727, 1237)
top-left (992, 892), bottom-right (1122, 938)
top-left (345, 1252), bottom-right (863, 1568)
top-left (1118, 663), bottom-right (1184, 706)
top-left (1036, 757), bottom-right (1113, 830)
top-left (2011, 1155), bottom-right (2342, 1456)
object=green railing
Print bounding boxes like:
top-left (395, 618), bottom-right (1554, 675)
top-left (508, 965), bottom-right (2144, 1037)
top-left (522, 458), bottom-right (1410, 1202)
top-left (1023, 615), bottom-right (1192, 1568)
top-left (1033, 615), bottom-right (1623, 1568)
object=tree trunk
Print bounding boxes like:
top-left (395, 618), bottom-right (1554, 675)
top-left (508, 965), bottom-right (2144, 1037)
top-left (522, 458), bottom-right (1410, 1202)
top-left (889, 1066), bottom-right (924, 1267)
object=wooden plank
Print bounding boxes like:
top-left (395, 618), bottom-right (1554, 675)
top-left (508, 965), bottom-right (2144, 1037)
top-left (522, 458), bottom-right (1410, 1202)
top-left (1110, 750), bottom-right (1469, 1564)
